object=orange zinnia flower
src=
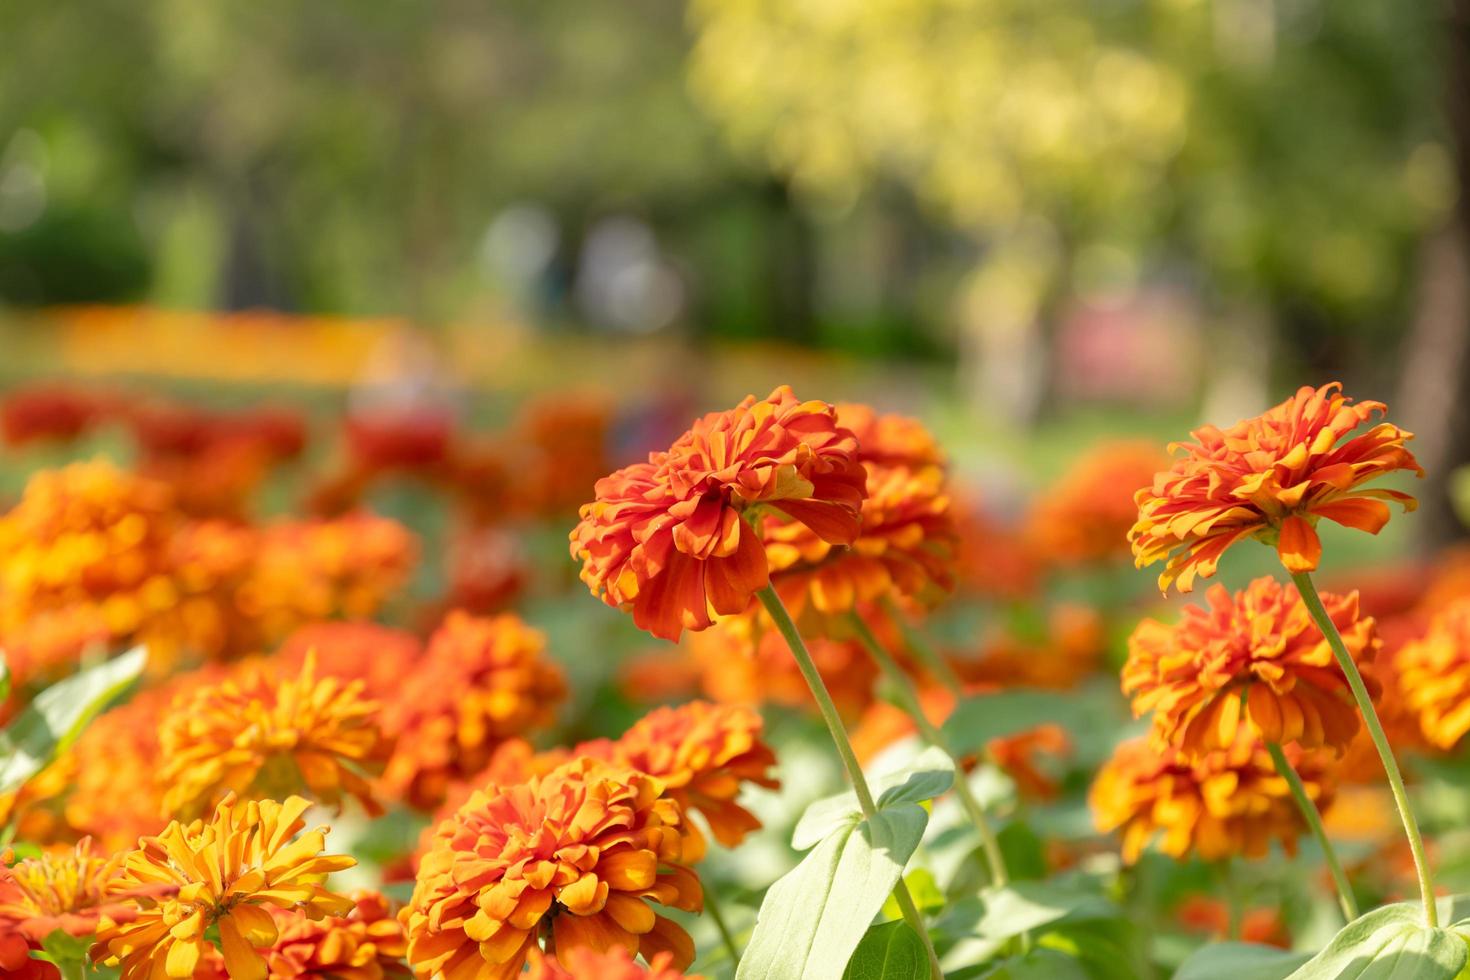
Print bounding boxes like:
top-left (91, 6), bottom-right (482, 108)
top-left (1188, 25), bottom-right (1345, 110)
top-left (763, 405), bottom-right (957, 629)
top-left (1396, 597), bottom-right (1470, 750)
top-left (404, 758), bottom-right (703, 979)
top-left (526, 946), bottom-right (703, 979)
top-left (1026, 441), bottom-right (1168, 567)
top-left (575, 701), bottom-right (779, 853)
top-left (1176, 895), bottom-right (1289, 948)
top-left (380, 611), bottom-right (566, 810)
top-left (1090, 731), bottom-right (1336, 863)
top-left (1130, 383), bottom-right (1422, 593)
top-left (276, 622), bottom-right (424, 702)
top-left (263, 891), bottom-right (409, 980)
top-left (955, 603), bottom-right (1104, 691)
top-left (1123, 577), bottom-right (1377, 756)
top-left (91, 794), bottom-right (355, 980)
top-left (570, 386), bottom-right (866, 641)
top-left (159, 653), bottom-right (390, 819)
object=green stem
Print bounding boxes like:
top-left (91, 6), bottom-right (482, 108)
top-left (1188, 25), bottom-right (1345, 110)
top-left (1219, 860), bottom-right (1242, 941)
top-left (1265, 740), bottom-right (1358, 922)
top-left (757, 587), bottom-right (944, 980)
top-left (1291, 568), bottom-right (1435, 926)
top-left (880, 595), bottom-right (965, 696)
top-left (703, 880), bottom-right (742, 970)
top-left (849, 611), bottom-right (1010, 888)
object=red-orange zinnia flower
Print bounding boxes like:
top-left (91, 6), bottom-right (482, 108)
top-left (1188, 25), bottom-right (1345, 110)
top-left (404, 758), bottom-right (702, 979)
top-left (1026, 441), bottom-right (1168, 567)
top-left (1123, 576), bottom-right (1377, 757)
top-left (1396, 596), bottom-right (1470, 750)
top-left (575, 701), bottom-right (779, 853)
top-left (380, 611), bottom-right (566, 810)
top-left (1090, 731), bottom-right (1336, 862)
top-left (264, 891), bottom-right (409, 979)
top-left (1130, 383), bottom-right (1422, 593)
top-left (570, 386), bottom-right (867, 641)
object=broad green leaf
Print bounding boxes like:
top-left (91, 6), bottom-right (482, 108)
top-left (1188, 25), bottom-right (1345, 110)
top-left (1175, 942), bottom-right (1312, 980)
top-left (793, 747), bottom-right (955, 850)
top-left (737, 805), bottom-right (930, 980)
top-left (937, 882), bottom-right (1118, 944)
top-left (941, 690), bottom-right (1078, 757)
top-left (883, 869), bottom-right (946, 918)
top-left (971, 948), bottom-right (1090, 979)
top-left (1286, 902), bottom-right (1467, 979)
top-left (0, 647), bottom-right (146, 795)
top-left (842, 921), bottom-right (930, 980)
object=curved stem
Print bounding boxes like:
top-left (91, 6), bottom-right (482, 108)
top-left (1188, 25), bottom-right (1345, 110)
top-left (1265, 740), bottom-right (1358, 922)
top-left (1290, 569), bottom-right (1435, 926)
top-left (849, 611), bottom-right (1010, 888)
top-left (703, 881), bottom-right (742, 970)
top-left (880, 595), bottom-right (965, 696)
top-left (757, 587), bottom-right (943, 980)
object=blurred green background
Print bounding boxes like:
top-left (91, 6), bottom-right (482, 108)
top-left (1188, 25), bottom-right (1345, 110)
top-left (0, 0), bottom-right (1465, 543)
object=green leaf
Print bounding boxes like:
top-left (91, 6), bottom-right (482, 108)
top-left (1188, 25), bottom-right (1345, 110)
top-left (793, 747), bottom-right (955, 850)
top-left (842, 921), bottom-right (930, 980)
top-left (937, 882), bottom-right (1119, 943)
top-left (1285, 902), bottom-right (1468, 979)
top-left (970, 948), bottom-right (1090, 979)
top-left (0, 656), bottom-right (10, 704)
top-left (737, 805), bottom-right (930, 980)
top-left (1175, 942), bottom-right (1312, 980)
top-left (941, 690), bottom-right (1079, 757)
top-left (0, 647), bottom-right (146, 795)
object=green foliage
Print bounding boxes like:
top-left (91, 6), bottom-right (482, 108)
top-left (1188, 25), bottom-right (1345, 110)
top-left (0, 646), bottom-right (145, 795)
top-left (1174, 943), bottom-right (1312, 980)
top-left (841, 922), bottom-right (931, 980)
top-left (737, 750), bottom-right (954, 980)
top-left (940, 690), bottom-right (1079, 757)
top-left (1285, 903), bottom-right (1468, 979)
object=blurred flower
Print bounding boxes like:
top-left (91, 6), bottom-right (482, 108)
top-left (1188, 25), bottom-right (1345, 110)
top-left (276, 622), bottom-right (424, 702)
top-left (687, 610), bottom-right (878, 720)
top-left (0, 838), bottom-right (134, 944)
top-left (850, 687), bottom-right (1071, 801)
top-left (0, 932), bottom-right (56, 980)
top-left (618, 648), bottom-right (706, 704)
top-left (436, 523), bottom-right (529, 618)
top-left (235, 512), bottom-right (417, 647)
top-left (0, 385), bottom-right (106, 447)
top-left (953, 497), bottom-right (1042, 602)
top-left (404, 759), bottom-right (702, 978)
top-left (343, 410), bottom-right (455, 476)
top-left (1176, 895), bottom-right (1289, 947)
top-left (576, 701), bottom-right (779, 852)
top-left (764, 406), bottom-right (957, 632)
top-left (1090, 731), bottom-right (1336, 862)
top-left (571, 386), bottom-right (866, 641)
top-left (526, 946), bottom-right (702, 979)
top-left (1130, 383), bottom-right (1421, 593)
top-left (511, 394), bottom-right (615, 518)
top-left (955, 604), bottom-right (1104, 691)
top-left (1396, 597), bottom-right (1470, 750)
top-left (159, 653), bottom-right (389, 819)
top-left (1025, 441), bottom-right (1167, 567)
top-left (91, 794), bottom-right (355, 980)
top-left (1123, 577), bottom-right (1376, 756)
top-left (0, 461), bottom-right (186, 681)
top-left (263, 891), bottom-right (409, 980)
top-left (381, 612), bottom-right (566, 810)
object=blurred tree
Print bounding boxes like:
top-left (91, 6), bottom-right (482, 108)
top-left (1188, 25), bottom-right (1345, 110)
top-left (686, 0), bottom-right (1450, 416)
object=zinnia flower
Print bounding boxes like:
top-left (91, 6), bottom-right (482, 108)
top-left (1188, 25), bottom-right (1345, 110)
top-left (1025, 441), bottom-right (1167, 567)
top-left (1122, 577), bottom-right (1377, 756)
top-left (762, 405), bottom-right (958, 629)
top-left (0, 385), bottom-right (106, 447)
top-left (0, 839), bottom-right (136, 946)
top-left (570, 386), bottom-right (867, 641)
top-left (263, 891), bottom-right (409, 979)
top-left (955, 604), bottom-right (1103, 691)
top-left (1396, 597), bottom-right (1470, 750)
top-left (380, 611), bottom-right (566, 810)
top-left (404, 758), bottom-right (702, 979)
top-left (91, 794), bottom-right (355, 980)
top-left (509, 394), bottom-right (615, 519)
top-left (277, 622), bottom-right (424, 702)
top-left (1130, 383), bottom-right (1422, 593)
top-left (1090, 731), bottom-right (1336, 862)
top-left (159, 653), bottom-right (390, 819)
top-left (575, 701), bottom-right (779, 852)
top-left (526, 946), bottom-right (702, 979)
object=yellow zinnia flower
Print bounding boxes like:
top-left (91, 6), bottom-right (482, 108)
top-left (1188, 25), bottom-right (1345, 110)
top-left (91, 794), bottom-right (354, 980)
